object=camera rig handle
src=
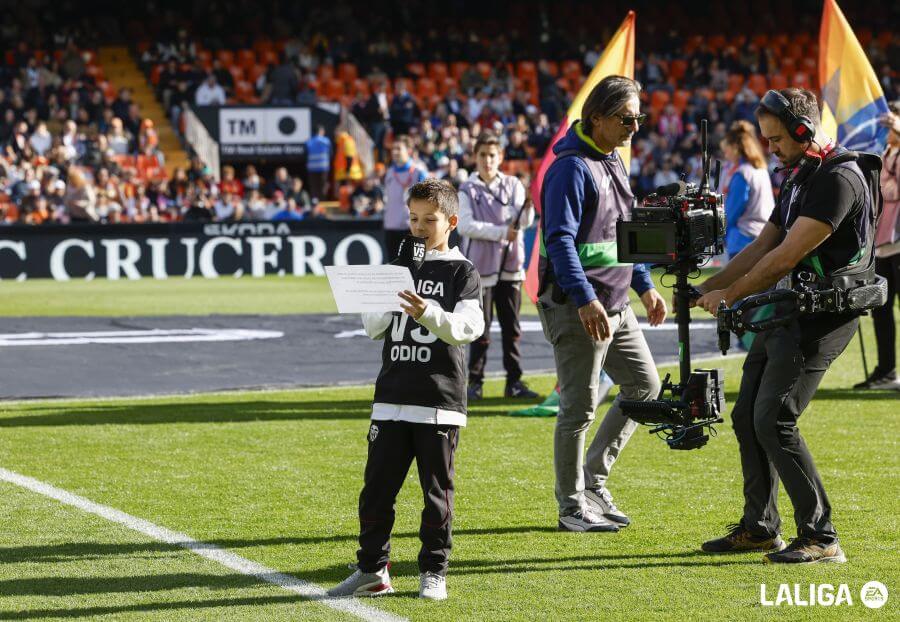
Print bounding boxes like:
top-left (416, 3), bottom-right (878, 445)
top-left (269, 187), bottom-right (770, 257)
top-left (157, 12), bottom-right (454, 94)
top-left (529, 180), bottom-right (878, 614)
top-left (717, 289), bottom-right (804, 354)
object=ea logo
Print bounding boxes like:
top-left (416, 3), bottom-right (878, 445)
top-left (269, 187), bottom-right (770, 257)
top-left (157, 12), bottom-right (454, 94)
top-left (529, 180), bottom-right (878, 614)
top-left (278, 116), bottom-right (297, 136)
top-left (860, 581), bottom-right (888, 609)
top-left (368, 424), bottom-right (379, 443)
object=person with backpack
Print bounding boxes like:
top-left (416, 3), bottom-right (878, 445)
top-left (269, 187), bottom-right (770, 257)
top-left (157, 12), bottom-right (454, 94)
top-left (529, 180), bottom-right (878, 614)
top-left (695, 88), bottom-right (882, 564)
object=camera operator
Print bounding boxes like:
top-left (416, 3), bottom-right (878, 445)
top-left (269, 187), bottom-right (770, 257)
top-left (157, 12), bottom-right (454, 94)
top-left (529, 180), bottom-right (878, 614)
top-left (695, 88), bottom-right (877, 564)
top-left (538, 75), bottom-right (667, 532)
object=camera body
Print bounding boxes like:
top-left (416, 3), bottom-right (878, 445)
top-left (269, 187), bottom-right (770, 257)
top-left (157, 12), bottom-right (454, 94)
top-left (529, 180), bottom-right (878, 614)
top-left (621, 369), bottom-right (725, 450)
top-left (616, 183), bottom-right (726, 265)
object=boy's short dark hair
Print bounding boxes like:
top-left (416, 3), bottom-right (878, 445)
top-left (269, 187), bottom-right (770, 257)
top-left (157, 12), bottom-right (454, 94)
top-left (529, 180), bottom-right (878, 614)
top-left (473, 131), bottom-right (502, 154)
top-left (756, 87), bottom-right (821, 127)
top-left (408, 178), bottom-right (458, 218)
top-left (393, 135), bottom-right (413, 150)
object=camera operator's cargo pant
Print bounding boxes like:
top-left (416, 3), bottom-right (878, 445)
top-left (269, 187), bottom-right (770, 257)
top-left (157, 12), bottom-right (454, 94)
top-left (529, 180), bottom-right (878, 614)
top-left (539, 294), bottom-right (660, 515)
top-left (732, 313), bottom-right (858, 542)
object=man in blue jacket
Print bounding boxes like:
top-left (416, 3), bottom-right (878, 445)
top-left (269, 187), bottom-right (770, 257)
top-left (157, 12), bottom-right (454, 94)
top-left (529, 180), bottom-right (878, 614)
top-left (538, 75), bottom-right (667, 533)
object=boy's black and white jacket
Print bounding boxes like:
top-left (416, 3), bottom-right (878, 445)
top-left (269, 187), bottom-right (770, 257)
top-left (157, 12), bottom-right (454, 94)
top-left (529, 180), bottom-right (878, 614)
top-left (362, 247), bottom-right (484, 427)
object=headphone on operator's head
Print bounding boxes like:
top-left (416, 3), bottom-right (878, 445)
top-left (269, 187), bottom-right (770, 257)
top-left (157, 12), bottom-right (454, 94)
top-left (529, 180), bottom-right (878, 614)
top-left (761, 90), bottom-right (816, 143)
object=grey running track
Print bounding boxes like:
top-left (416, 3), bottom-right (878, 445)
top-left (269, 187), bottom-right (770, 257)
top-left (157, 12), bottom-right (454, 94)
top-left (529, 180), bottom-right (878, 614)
top-left (0, 314), bottom-right (724, 399)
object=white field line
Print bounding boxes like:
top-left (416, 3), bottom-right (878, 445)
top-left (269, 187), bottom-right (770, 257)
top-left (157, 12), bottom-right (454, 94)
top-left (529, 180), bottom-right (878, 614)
top-left (0, 467), bottom-right (406, 622)
top-left (0, 328), bottom-right (283, 347)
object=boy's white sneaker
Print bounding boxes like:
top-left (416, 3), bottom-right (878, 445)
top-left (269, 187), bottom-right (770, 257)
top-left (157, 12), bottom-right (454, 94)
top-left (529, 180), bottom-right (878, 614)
top-left (327, 564), bottom-right (394, 597)
top-left (419, 571), bottom-right (447, 600)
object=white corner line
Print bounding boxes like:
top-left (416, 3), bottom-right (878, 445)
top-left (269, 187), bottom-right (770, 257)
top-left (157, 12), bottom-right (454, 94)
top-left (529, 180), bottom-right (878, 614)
top-left (0, 467), bottom-right (407, 622)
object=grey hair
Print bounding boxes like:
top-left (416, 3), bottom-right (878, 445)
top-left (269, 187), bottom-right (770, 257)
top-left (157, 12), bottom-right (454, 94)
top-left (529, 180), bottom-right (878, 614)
top-left (581, 75), bottom-right (642, 134)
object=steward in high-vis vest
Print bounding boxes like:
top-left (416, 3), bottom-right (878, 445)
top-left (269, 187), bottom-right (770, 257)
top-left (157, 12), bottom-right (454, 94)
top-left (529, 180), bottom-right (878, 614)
top-left (696, 88), bottom-right (883, 564)
top-left (536, 75), bottom-right (668, 534)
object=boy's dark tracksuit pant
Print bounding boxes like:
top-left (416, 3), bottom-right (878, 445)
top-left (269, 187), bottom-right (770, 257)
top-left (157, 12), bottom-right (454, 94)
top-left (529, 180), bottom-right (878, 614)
top-left (357, 420), bottom-right (459, 576)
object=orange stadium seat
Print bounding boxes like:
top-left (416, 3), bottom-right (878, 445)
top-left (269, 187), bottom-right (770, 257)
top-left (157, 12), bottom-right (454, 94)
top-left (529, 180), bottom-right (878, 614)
top-left (792, 72), bottom-right (810, 89)
top-left (324, 79), bottom-right (345, 100)
top-left (338, 63), bottom-right (358, 83)
top-left (85, 65), bottom-right (104, 81)
top-left (502, 159), bottom-right (531, 176)
top-left (351, 78), bottom-right (370, 97)
top-left (318, 65), bottom-right (335, 81)
top-left (669, 59), bottom-right (688, 82)
top-left (561, 60), bottom-right (581, 80)
top-left (784, 43), bottom-right (803, 60)
top-left (259, 49), bottom-right (278, 66)
top-left (543, 60), bottom-right (559, 77)
top-left (769, 74), bottom-right (788, 91)
top-left (747, 74), bottom-right (768, 97)
top-left (254, 39), bottom-right (275, 58)
top-left (150, 64), bottom-right (163, 85)
top-left (708, 34), bottom-right (727, 51)
top-left (236, 49), bottom-right (256, 70)
top-left (751, 34), bottom-right (768, 48)
top-left (228, 65), bottom-right (244, 84)
top-left (728, 74), bottom-right (744, 92)
top-left (516, 61), bottom-right (536, 82)
top-left (137, 155), bottom-right (163, 181)
top-left (406, 62), bottom-right (425, 77)
top-left (780, 57), bottom-right (796, 77)
top-left (450, 61), bottom-right (469, 80)
top-left (197, 49), bottom-right (212, 69)
top-left (684, 35), bottom-right (703, 54)
top-left (475, 61), bottom-right (492, 79)
top-left (694, 88), bottom-right (715, 103)
top-left (672, 89), bottom-right (690, 112)
top-left (247, 64), bottom-right (267, 84)
top-left (800, 57), bottom-right (816, 74)
top-left (235, 80), bottom-right (254, 102)
top-left (417, 78), bottom-right (437, 100)
top-left (440, 77), bottom-right (458, 96)
top-left (216, 50), bottom-right (235, 66)
top-left (428, 62), bottom-right (448, 82)
top-left (650, 89), bottom-right (670, 111)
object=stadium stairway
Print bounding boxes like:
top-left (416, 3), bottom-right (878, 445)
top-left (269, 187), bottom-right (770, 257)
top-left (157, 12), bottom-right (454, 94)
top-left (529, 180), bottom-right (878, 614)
top-left (96, 47), bottom-right (191, 176)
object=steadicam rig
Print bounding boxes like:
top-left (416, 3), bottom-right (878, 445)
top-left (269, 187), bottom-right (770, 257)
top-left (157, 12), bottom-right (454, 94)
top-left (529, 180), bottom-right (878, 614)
top-left (615, 119), bottom-right (727, 450)
top-left (717, 276), bottom-right (889, 354)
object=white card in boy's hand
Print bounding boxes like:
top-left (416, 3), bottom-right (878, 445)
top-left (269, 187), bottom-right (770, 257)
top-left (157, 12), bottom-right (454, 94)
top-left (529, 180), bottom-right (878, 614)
top-left (325, 265), bottom-right (416, 313)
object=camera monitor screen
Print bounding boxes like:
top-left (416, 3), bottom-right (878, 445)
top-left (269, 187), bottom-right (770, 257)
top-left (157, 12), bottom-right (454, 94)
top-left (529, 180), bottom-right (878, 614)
top-left (629, 229), bottom-right (669, 254)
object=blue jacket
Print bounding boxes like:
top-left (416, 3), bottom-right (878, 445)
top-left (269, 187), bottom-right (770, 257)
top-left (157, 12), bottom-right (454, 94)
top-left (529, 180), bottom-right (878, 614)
top-left (543, 124), bottom-right (654, 307)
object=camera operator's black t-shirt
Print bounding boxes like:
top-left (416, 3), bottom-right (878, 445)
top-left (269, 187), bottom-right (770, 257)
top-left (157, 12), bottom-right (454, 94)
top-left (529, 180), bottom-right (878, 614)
top-left (769, 156), bottom-right (869, 275)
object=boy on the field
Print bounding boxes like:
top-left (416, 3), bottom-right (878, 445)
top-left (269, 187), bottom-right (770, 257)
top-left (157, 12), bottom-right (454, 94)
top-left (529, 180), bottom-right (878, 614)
top-left (328, 179), bottom-right (484, 601)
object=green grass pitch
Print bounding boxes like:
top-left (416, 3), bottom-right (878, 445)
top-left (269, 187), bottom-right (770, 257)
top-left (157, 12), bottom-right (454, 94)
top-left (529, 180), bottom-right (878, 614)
top-left (0, 274), bottom-right (896, 619)
top-left (1, 329), bottom-right (897, 620)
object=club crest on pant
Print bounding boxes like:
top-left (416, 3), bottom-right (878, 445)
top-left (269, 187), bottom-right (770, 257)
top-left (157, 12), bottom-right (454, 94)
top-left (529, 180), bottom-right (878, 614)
top-left (368, 424), bottom-right (379, 442)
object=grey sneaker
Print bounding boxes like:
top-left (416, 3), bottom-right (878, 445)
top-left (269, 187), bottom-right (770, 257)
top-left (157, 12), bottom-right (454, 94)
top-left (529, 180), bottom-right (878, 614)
top-left (419, 571), bottom-right (447, 600)
top-left (327, 564), bottom-right (394, 597)
top-left (558, 507), bottom-right (619, 532)
top-left (585, 487), bottom-right (630, 526)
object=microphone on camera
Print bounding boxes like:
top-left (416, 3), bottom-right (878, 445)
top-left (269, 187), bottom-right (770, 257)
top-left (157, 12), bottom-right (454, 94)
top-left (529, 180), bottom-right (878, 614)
top-left (654, 181), bottom-right (687, 197)
top-left (392, 235), bottom-right (427, 274)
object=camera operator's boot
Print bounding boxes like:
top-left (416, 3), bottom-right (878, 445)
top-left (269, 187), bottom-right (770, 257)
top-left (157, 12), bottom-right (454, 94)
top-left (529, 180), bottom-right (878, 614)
top-left (764, 537), bottom-right (846, 564)
top-left (701, 523), bottom-right (786, 553)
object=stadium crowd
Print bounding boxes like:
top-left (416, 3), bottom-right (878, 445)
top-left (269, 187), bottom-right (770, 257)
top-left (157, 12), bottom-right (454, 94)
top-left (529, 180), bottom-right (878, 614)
top-left (1, 0), bottom-right (896, 224)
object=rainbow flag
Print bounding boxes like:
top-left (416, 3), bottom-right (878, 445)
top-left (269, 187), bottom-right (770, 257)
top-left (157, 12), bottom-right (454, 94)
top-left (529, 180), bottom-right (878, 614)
top-left (819, 0), bottom-right (889, 153)
top-left (524, 11), bottom-right (636, 302)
